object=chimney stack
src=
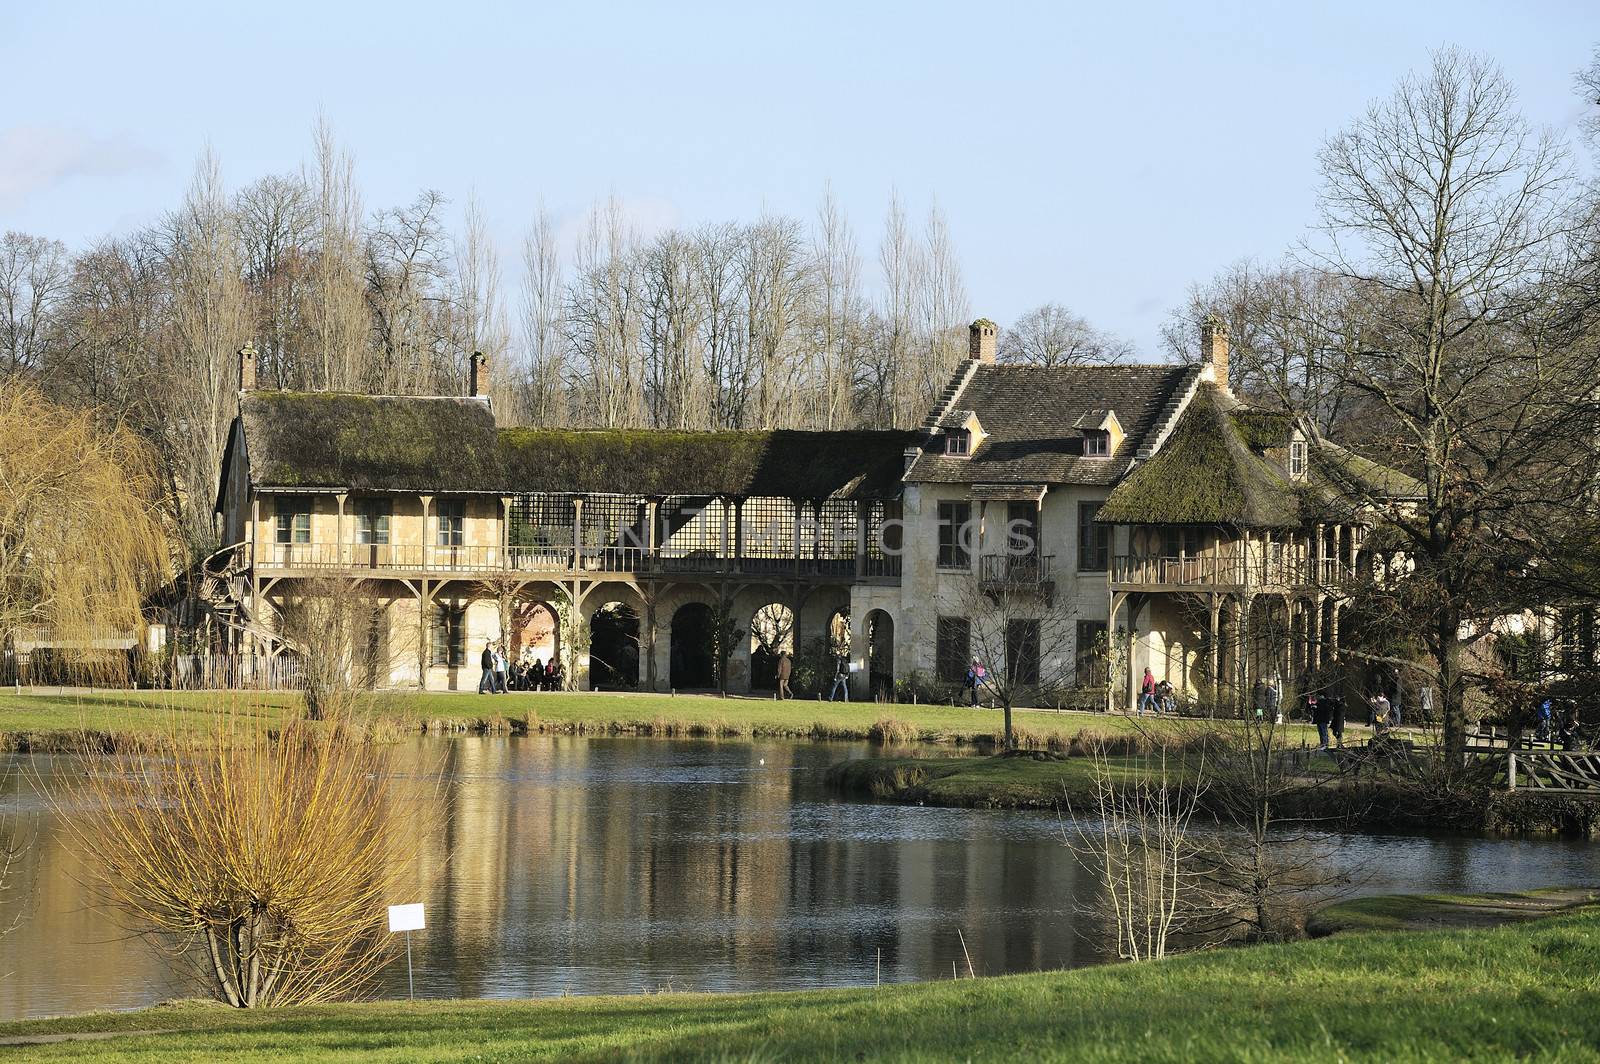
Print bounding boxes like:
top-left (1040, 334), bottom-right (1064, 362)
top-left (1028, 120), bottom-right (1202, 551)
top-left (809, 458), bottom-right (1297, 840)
top-left (469, 351), bottom-right (490, 400)
top-left (238, 341), bottom-right (258, 392)
top-left (1199, 314), bottom-right (1230, 389)
top-left (968, 319), bottom-right (997, 363)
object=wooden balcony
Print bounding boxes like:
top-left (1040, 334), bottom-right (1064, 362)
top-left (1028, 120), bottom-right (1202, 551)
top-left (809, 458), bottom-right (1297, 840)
top-left (1111, 554), bottom-right (1353, 591)
top-left (250, 542), bottom-right (899, 583)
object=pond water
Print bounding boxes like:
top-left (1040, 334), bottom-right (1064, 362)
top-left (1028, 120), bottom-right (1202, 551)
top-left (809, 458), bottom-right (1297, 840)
top-left (0, 736), bottom-right (1595, 1020)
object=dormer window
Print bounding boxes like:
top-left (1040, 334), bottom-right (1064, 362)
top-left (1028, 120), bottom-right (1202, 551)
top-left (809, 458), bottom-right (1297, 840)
top-left (1083, 429), bottom-right (1110, 458)
top-left (945, 430), bottom-right (970, 456)
top-left (1289, 440), bottom-right (1307, 479)
top-left (1073, 409), bottom-right (1123, 458)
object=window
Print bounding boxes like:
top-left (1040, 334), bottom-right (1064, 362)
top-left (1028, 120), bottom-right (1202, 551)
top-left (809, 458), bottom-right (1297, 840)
top-left (354, 500), bottom-right (391, 544)
top-left (430, 605), bottom-right (466, 667)
top-left (1289, 440), bottom-right (1307, 478)
top-left (436, 500), bottom-right (465, 546)
top-left (937, 501), bottom-right (972, 570)
top-left (1083, 430), bottom-right (1110, 457)
top-left (1558, 608), bottom-right (1597, 670)
top-left (1006, 501), bottom-right (1040, 558)
top-left (945, 429), bottom-right (970, 456)
top-left (1160, 526), bottom-right (1204, 557)
top-left (1077, 502), bottom-right (1110, 572)
top-left (1006, 619), bottom-right (1041, 686)
top-left (936, 616), bottom-right (971, 683)
top-left (274, 496), bottom-right (311, 544)
top-left (1075, 621), bottom-right (1108, 686)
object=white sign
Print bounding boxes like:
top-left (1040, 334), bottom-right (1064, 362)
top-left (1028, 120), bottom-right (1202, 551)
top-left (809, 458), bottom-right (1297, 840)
top-left (388, 903), bottom-right (426, 933)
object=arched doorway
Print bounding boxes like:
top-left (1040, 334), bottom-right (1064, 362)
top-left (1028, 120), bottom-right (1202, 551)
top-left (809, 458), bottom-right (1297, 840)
top-left (865, 609), bottom-right (894, 700)
top-left (748, 602), bottom-right (795, 691)
top-left (512, 599), bottom-right (560, 669)
top-left (589, 601), bottom-right (640, 690)
top-left (670, 602), bottom-right (717, 690)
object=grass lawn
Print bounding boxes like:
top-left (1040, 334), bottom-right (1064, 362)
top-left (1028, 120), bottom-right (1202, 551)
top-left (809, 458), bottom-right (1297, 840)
top-left (0, 688), bottom-right (1312, 751)
top-left (0, 904), bottom-right (1596, 1061)
top-left (825, 752), bottom-right (1152, 808)
top-left (1308, 887), bottom-right (1600, 936)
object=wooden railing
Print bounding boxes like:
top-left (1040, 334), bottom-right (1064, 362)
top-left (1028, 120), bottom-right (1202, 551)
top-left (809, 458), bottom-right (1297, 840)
top-left (1111, 554), bottom-right (1353, 589)
top-left (254, 541), bottom-right (899, 580)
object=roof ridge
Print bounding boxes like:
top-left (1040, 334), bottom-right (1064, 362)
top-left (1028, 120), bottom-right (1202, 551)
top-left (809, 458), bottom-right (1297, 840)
top-left (1133, 365), bottom-right (1203, 461)
top-left (920, 360), bottom-right (981, 429)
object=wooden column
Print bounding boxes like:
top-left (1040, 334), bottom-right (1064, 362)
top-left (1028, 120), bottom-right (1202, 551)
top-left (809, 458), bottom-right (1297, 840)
top-left (854, 500), bottom-right (868, 577)
top-left (500, 496), bottom-right (512, 569)
top-left (571, 497), bottom-right (585, 571)
top-left (420, 495), bottom-right (433, 571)
top-left (732, 498), bottom-right (745, 573)
top-left (719, 497), bottom-right (732, 573)
top-left (335, 492), bottom-right (348, 567)
top-left (793, 498), bottom-right (804, 575)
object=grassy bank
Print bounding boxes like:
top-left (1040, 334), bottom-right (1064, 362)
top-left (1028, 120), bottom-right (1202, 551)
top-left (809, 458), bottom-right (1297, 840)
top-left (1, 905), bottom-right (1596, 1061)
top-left (0, 689), bottom-right (1294, 752)
top-left (826, 752), bottom-right (1137, 808)
top-left (1308, 887), bottom-right (1600, 936)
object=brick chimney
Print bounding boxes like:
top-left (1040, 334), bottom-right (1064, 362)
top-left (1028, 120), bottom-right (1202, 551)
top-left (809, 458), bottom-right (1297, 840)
top-left (968, 319), bottom-right (997, 363)
top-left (238, 341), bottom-right (258, 392)
top-left (1199, 314), bottom-right (1230, 390)
top-left (469, 351), bottom-right (490, 400)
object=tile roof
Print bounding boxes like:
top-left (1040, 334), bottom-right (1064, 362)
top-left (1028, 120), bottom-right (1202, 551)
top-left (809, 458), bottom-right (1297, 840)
top-left (905, 363), bottom-right (1200, 486)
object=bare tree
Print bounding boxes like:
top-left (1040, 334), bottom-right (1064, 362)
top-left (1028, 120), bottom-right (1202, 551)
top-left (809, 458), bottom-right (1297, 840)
top-left (0, 232), bottom-right (69, 379)
top-left (1307, 47), bottom-right (1585, 757)
top-left (518, 206), bottom-right (568, 426)
top-left (156, 148), bottom-right (251, 556)
top-left (808, 185), bottom-right (863, 429)
top-left (566, 198), bottom-right (644, 427)
top-left (234, 173), bottom-right (314, 389)
top-left (306, 119), bottom-right (368, 393)
top-left (1001, 302), bottom-right (1133, 368)
top-left (951, 568), bottom-right (1077, 750)
top-left (454, 192), bottom-right (513, 410)
top-left (277, 577), bottom-right (396, 720)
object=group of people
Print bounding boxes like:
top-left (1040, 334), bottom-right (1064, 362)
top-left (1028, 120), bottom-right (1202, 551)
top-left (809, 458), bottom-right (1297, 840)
top-left (1535, 697), bottom-right (1585, 749)
top-left (478, 641), bottom-right (564, 694)
top-left (1138, 669), bottom-right (1178, 716)
top-left (770, 652), bottom-right (852, 701)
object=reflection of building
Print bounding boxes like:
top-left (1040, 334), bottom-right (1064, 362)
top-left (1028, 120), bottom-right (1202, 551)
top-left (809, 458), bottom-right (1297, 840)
top-left (210, 318), bottom-right (1419, 704)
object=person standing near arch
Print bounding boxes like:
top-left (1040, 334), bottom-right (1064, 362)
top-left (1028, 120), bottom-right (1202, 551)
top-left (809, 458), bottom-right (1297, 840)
top-left (776, 651), bottom-right (793, 700)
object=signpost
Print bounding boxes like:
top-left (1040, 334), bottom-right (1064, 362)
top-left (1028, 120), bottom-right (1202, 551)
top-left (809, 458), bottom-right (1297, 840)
top-left (388, 903), bottom-right (425, 1000)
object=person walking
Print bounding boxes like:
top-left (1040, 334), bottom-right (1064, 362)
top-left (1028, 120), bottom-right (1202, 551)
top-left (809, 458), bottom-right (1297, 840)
top-left (966, 658), bottom-right (986, 708)
top-left (1327, 691), bottom-right (1346, 748)
top-left (1369, 691), bottom-right (1391, 729)
top-left (1309, 691), bottom-right (1331, 750)
top-left (1536, 698), bottom-right (1554, 743)
top-left (828, 653), bottom-right (850, 702)
top-left (776, 651), bottom-right (793, 700)
top-left (1138, 667), bottom-right (1157, 716)
top-left (478, 641), bottom-right (496, 694)
top-left (493, 643), bottom-right (509, 694)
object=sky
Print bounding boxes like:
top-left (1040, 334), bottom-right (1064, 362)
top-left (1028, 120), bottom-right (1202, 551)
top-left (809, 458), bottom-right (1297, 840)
top-left (2, 1), bottom-right (1594, 358)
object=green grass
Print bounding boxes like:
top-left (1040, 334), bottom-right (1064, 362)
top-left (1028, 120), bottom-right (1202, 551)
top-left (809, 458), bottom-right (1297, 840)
top-left (827, 753), bottom-right (1155, 808)
top-left (0, 689), bottom-right (1301, 751)
top-left (1, 906), bottom-right (1597, 1061)
top-left (1308, 887), bottom-right (1600, 936)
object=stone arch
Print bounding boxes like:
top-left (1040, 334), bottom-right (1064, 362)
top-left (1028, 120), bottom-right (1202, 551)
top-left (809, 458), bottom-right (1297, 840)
top-left (748, 601), bottom-right (796, 691)
top-left (670, 601), bottom-right (718, 690)
top-left (589, 599), bottom-right (640, 690)
top-left (510, 597), bottom-right (561, 670)
top-left (865, 608), bottom-right (894, 700)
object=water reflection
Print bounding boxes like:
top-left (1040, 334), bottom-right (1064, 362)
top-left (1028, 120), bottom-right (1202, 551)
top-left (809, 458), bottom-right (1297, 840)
top-left (0, 738), bottom-right (1594, 1019)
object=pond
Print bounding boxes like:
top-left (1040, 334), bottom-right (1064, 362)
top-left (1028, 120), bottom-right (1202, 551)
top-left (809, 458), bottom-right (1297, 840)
top-left (0, 736), bottom-right (1594, 1020)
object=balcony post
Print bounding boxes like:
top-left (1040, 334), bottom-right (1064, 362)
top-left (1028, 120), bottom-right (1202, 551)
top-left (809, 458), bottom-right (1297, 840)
top-left (793, 498), bottom-right (803, 576)
top-left (645, 498), bottom-right (659, 565)
top-left (336, 493), bottom-right (348, 568)
top-left (732, 498), bottom-right (745, 574)
top-left (719, 496), bottom-right (732, 574)
top-left (500, 496), bottom-right (512, 570)
top-left (420, 495), bottom-right (433, 571)
top-left (855, 500), bottom-right (867, 578)
top-left (571, 497), bottom-right (585, 571)
top-left (250, 496), bottom-right (260, 571)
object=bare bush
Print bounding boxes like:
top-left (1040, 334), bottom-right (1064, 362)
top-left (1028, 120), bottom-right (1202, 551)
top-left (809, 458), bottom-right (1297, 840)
top-left (63, 705), bottom-right (426, 1007)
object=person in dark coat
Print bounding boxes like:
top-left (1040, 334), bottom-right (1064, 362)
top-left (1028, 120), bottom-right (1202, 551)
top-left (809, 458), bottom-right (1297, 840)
top-left (478, 641), bottom-right (495, 694)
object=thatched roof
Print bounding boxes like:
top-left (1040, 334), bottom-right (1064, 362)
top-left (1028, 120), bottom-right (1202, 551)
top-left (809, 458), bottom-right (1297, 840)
top-left (232, 392), bottom-right (914, 500)
top-left (1096, 385), bottom-right (1304, 528)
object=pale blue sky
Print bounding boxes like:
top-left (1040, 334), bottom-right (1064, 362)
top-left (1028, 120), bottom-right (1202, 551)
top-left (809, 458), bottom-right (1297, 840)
top-left (2, 1), bottom-right (1593, 355)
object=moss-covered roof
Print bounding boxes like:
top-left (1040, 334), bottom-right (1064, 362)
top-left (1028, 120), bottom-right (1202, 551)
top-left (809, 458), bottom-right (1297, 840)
top-left (1312, 443), bottom-right (1426, 500)
top-left (1097, 385), bottom-right (1305, 528)
top-left (235, 392), bottom-right (914, 500)
top-left (241, 393), bottom-right (504, 491)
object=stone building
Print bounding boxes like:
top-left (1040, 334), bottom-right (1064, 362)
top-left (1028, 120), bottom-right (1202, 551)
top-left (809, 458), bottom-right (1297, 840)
top-left (210, 318), bottom-right (1420, 706)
